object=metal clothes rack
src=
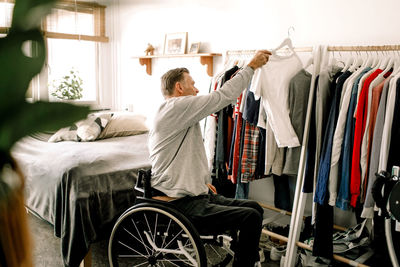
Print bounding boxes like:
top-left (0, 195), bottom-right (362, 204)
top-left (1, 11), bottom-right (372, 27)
top-left (226, 44), bottom-right (400, 267)
top-left (285, 44), bottom-right (400, 267)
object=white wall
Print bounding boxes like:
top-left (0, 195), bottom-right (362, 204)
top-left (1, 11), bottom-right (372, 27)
top-left (108, 0), bottom-right (400, 225)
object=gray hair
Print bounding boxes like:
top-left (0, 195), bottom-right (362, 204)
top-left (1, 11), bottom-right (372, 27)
top-left (160, 67), bottom-right (189, 97)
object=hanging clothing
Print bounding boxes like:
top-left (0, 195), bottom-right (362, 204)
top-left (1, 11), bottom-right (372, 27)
top-left (314, 71), bottom-right (351, 205)
top-left (378, 76), bottom-right (398, 172)
top-left (350, 69), bottom-right (383, 207)
top-left (362, 76), bottom-right (391, 199)
top-left (303, 75), bottom-right (319, 193)
top-left (361, 77), bottom-right (391, 218)
top-left (312, 204), bottom-right (334, 258)
top-left (312, 67), bottom-right (342, 194)
top-left (336, 67), bottom-right (372, 210)
top-left (282, 69), bottom-right (312, 175)
top-left (273, 174), bottom-right (292, 211)
top-left (240, 121), bottom-right (260, 182)
top-left (242, 89), bottom-right (260, 124)
top-left (359, 71), bottom-right (391, 202)
top-left (250, 53), bottom-right (303, 148)
top-left (215, 66), bottom-right (240, 181)
top-left (228, 92), bottom-right (245, 184)
top-left (386, 78), bottom-right (400, 172)
top-left (329, 67), bottom-right (372, 207)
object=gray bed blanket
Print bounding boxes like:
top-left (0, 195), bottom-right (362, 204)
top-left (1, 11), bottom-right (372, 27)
top-left (11, 134), bottom-right (151, 267)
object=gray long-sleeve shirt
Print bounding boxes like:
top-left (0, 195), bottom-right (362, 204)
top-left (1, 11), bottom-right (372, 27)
top-left (148, 66), bottom-right (254, 197)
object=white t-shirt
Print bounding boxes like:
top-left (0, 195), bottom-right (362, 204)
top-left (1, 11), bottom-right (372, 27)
top-left (250, 53), bottom-right (303, 148)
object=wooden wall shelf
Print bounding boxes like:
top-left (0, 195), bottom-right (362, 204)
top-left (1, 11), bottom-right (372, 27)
top-left (133, 53), bottom-right (222, 77)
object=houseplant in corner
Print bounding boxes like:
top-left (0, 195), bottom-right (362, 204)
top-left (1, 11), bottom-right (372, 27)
top-left (0, 0), bottom-right (90, 266)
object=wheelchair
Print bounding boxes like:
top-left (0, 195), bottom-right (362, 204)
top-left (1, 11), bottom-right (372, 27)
top-left (108, 169), bottom-right (239, 267)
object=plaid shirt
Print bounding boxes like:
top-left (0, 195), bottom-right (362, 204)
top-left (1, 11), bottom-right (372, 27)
top-left (240, 121), bottom-right (260, 182)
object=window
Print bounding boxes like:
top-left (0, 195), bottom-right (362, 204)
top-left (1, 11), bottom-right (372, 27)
top-left (44, 1), bottom-right (108, 103)
top-left (47, 39), bottom-right (98, 101)
top-left (0, 0), bottom-right (108, 104)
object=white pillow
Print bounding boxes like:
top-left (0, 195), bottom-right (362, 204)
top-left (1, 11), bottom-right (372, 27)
top-left (48, 125), bottom-right (79, 142)
top-left (76, 113), bottom-right (111, 141)
top-left (98, 113), bottom-right (148, 139)
top-left (48, 113), bottom-right (112, 142)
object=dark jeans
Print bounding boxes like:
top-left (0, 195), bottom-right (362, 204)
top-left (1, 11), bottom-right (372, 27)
top-left (171, 192), bottom-right (263, 267)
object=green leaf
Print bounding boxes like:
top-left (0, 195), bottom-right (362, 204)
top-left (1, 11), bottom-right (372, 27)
top-left (11, 0), bottom-right (55, 32)
top-left (0, 29), bottom-right (46, 113)
top-left (0, 102), bottom-right (90, 153)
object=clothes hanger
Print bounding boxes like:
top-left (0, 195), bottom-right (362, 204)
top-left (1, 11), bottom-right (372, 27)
top-left (361, 51), bottom-right (373, 69)
top-left (349, 51), bottom-right (363, 72)
top-left (341, 54), bottom-right (354, 72)
top-left (377, 51), bottom-right (389, 70)
top-left (371, 51), bottom-right (382, 69)
top-left (379, 51), bottom-right (394, 76)
top-left (271, 37), bottom-right (295, 56)
top-left (391, 51), bottom-right (400, 76)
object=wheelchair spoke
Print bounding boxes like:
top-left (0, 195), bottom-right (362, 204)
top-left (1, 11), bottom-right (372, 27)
top-left (161, 256), bottom-right (196, 266)
top-left (144, 213), bottom-right (155, 241)
top-left (131, 260), bottom-right (148, 267)
top-left (153, 213), bottom-right (158, 243)
top-left (109, 205), bottom-right (205, 267)
top-left (131, 218), bottom-right (152, 255)
top-left (155, 229), bottom-right (184, 257)
top-left (124, 227), bottom-right (153, 254)
top-left (118, 241), bottom-right (147, 258)
top-left (160, 219), bottom-right (172, 249)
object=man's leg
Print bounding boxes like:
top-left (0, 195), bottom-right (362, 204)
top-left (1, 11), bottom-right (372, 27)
top-left (172, 194), bottom-right (263, 267)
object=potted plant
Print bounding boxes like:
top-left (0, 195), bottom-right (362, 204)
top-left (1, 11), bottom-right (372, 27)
top-left (51, 69), bottom-right (84, 100)
top-left (0, 0), bottom-right (90, 266)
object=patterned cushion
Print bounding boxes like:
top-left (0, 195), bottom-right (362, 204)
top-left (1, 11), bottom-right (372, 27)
top-left (77, 113), bottom-right (111, 141)
top-left (48, 124), bottom-right (79, 142)
top-left (48, 113), bottom-right (111, 142)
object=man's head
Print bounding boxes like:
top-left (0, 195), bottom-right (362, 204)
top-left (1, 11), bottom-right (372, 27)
top-left (161, 67), bottom-right (199, 98)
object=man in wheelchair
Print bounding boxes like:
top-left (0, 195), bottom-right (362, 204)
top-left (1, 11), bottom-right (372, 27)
top-left (148, 50), bottom-right (271, 267)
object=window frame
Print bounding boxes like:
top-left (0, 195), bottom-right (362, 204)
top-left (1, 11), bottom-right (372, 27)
top-left (0, 0), bottom-right (108, 106)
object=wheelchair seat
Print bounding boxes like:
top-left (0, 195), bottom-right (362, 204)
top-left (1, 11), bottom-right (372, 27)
top-left (108, 169), bottom-right (235, 267)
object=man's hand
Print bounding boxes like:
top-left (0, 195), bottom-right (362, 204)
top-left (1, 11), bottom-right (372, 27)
top-left (247, 50), bottom-right (272, 70)
top-left (207, 183), bottom-right (217, 194)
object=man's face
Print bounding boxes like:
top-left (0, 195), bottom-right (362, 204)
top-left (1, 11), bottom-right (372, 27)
top-left (180, 73), bottom-right (199, 96)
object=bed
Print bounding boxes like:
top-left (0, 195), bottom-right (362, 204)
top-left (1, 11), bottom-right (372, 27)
top-left (11, 114), bottom-right (151, 267)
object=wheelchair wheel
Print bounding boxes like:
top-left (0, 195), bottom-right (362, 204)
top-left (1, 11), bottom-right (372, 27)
top-left (108, 202), bottom-right (207, 267)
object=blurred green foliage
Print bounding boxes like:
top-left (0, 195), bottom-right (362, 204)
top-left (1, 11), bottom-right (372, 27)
top-left (0, 0), bottom-right (90, 175)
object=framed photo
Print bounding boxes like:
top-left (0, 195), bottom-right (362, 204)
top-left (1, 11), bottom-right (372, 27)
top-left (164, 32), bottom-right (187, 55)
top-left (188, 42), bottom-right (201, 54)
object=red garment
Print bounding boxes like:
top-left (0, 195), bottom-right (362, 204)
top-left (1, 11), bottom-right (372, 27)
top-left (225, 116), bottom-right (234, 165)
top-left (350, 69), bottom-right (382, 207)
top-left (228, 94), bottom-right (243, 184)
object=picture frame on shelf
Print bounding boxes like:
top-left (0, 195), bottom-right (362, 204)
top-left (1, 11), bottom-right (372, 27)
top-left (163, 32), bottom-right (187, 55)
top-left (188, 42), bottom-right (201, 54)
